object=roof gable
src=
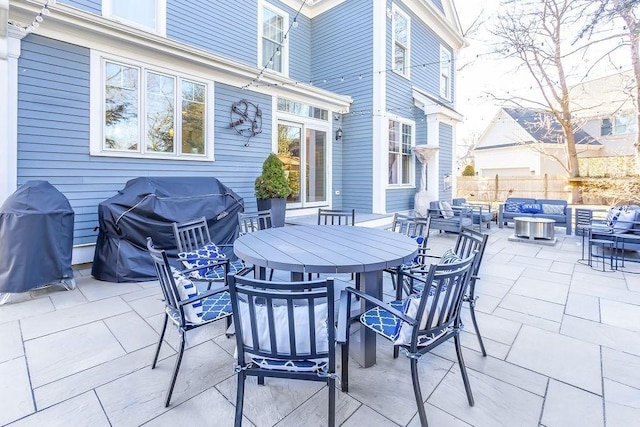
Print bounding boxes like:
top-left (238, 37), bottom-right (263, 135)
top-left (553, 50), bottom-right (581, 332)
top-left (504, 108), bottom-right (600, 146)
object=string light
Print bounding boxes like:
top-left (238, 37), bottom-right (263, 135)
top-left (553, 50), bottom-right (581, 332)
top-left (8, 0), bottom-right (56, 34)
top-left (251, 58), bottom-right (451, 90)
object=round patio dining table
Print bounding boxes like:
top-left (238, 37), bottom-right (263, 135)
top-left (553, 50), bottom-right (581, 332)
top-left (233, 224), bottom-right (418, 368)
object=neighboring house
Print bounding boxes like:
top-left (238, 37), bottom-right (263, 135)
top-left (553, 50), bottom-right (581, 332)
top-left (473, 107), bottom-right (601, 177)
top-left (0, 0), bottom-right (464, 263)
top-left (569, 70), bottom-right (637, 176)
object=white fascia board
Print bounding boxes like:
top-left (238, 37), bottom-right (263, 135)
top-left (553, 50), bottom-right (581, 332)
top-left (412, 87), bottom-right (463, 123)
top-left (10, 1), bottom-right (352, 112)
top-left (408, 0), bottom-right (465, 49)
top-left (279, 0), bottom-right (347, 18)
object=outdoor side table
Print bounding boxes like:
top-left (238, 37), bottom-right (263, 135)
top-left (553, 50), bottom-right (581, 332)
top-left (588, 238), bottom-right (616, 272)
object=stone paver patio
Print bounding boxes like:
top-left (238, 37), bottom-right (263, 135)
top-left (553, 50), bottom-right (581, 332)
top-left (1, 224), bottom-right (640, 426)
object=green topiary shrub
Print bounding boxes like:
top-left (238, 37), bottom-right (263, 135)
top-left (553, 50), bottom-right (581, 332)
top-left (255, 153), bottom-right (292, 199)
top-left (461, 164), bottom-right (475, 176)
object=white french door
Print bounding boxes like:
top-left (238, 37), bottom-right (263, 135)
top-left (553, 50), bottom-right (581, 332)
top-left (277, 121), bottom-right (328, 208)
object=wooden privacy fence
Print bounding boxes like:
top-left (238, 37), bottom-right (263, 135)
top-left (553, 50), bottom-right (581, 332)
top-left (457, 174), bottom-right (570, 202)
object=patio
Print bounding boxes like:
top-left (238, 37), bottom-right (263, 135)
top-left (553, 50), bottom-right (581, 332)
top-left (1, 224), bottom-right (639, 426)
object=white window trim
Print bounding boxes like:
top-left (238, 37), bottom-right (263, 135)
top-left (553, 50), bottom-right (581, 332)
top-left (102, 0), bottom-right (167, 37)
top-left (387, 116), bottom-right (416, 189)
top-left (440, 45), bottom-right (452, 101)
top-left (89, 50), bottom-right (215, 162)
top-left (257, 0), bottom-right (290, 77)
top-left (391, 3), bottom-right (411, 80)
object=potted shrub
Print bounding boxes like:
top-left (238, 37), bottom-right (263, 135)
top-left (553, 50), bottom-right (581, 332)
top-left (255, 153), bottom-right (291, 227)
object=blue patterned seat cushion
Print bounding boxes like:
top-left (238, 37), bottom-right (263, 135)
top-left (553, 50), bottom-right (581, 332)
top-left (178, 243), bottom-right (245, 280)
top-left (248, 356), bottom-right (328, 373)
top-left (360, 296), bottom-right (447, 346)
top-left (168, 268), bottom-right (231, 325)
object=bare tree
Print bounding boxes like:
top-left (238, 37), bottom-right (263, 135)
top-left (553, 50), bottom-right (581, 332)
top-left (491, 0), bottom-right (599, 202)
top-left (457, 127), bottom-right (482, 171)
top-left (580, 0), bottom-right (640, 173)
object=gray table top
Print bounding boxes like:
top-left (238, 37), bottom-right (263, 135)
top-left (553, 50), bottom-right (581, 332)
top-left (233, 225), bottom-right (418, 274)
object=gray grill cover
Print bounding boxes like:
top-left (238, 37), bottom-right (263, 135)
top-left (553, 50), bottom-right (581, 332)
top-left (92, 177), bottom-right (244, 282)
top-left (0, 181), bottom-right (74, 293)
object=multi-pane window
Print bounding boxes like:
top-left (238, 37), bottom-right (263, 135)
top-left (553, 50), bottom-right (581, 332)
top-left (601, 115), bottom-right (638, 136)
top-left (103, 60), bottom-right (207, 157)
top-left (392, 6), bottom-right (410, 78)
top-left (440, 46), bottom-right (452, 100)
top-left (261, 4), bottom-right (287, 74)
top-left (388, 120), bottom-right (413, 185)
top-left (103, 0), bottom-right (165, 34)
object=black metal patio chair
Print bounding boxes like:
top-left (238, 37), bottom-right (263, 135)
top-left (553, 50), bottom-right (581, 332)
top-left (384, 213), bottom-right (432, 298)
top-left (338, 253), bottom-right (478, 427)
top-left (318, 208), bottom-right (355, 225)
top-left (228, 274), bottom-right (337, 427)
top-left (173, 216), bottom-right (246, 287)
top-left (147, 237), bottom-right (233, 407)
top-left (410, 227), bottom-right (490, 356)
top-left (237, 210), bottom-right (274, 280)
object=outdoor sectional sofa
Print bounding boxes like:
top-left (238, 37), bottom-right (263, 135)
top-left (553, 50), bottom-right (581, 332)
top-left (498, 197), bottom-right (572, 235)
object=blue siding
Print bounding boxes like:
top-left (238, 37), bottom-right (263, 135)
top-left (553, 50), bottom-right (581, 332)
top-left (61, 0), bottom-right (101, 14)
top-left (167, 0), bottom-right (256, 66)
top-left (167, 0), bottom-right (310, 82)
top-left (311, 0), bottom-right (373, 212)
top-left (17, 35), bottom-right (273, 246)
top-left (439, 122), bottom-right (453, 201)
top-left (431, 0), bottom-right (445, 13)
top-left (390, 0), bottom-right (454, 109)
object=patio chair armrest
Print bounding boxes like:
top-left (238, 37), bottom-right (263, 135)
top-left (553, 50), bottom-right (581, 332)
top-left (344, 286), bottom-right (416, 325)
top-left (178, 258), bottom-right (229, 276)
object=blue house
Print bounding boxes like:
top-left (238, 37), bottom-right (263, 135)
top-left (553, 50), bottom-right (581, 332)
top-left (0, 0), bottom-right (465, 263)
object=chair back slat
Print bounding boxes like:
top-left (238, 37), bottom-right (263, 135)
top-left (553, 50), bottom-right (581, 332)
top-left (173, 217), bottom-right (212, 253)
top-left (228, 275), bottom-right (334, 363)
top-left (238, 210), bottom-right (273, 235)
top-left (391, 213), bottom-right (431, 237)
top-left (147, 238), bottom-right (184, 320)
top-left (318, 208), bottom-right (355, 226)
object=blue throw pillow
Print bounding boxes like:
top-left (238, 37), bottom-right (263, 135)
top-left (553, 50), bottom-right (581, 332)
top-left (505, 201), bottom-right (521, 213)
top-left (519, 203), bottom-right (543, 214)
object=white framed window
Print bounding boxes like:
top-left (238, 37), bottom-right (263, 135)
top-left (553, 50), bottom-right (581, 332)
top-left (90, 52), bottom-right (214, 161)
top-left (388, 118), bottom-right (414, 186)
top-left (103, 0), bottom-right (167, 35)
top-left (258, 1), bottom-right (289, 76)
top-left (392, 4), bottom-right (410, 78)
top-left (601, 115), bottom-right (637, 136)
top-left (440, 46), bottom-right (452, 100)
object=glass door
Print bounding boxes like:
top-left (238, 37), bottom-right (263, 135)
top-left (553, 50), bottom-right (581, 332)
top-left (277, 122), bottom-right (327, 207)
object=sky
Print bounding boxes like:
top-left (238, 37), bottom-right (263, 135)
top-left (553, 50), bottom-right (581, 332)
top-left (452, 0), bottom-right (632, 147)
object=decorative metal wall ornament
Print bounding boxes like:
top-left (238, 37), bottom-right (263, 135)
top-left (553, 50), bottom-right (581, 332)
top-left (230, 99), bottom-right (262, 146)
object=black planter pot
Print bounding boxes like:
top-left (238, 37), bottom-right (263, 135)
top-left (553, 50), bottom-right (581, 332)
top-left (256, 198), bottom-right (287, 227)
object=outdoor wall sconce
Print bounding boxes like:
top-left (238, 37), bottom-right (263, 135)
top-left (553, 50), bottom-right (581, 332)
top-left (335, 127), bottom-right (343, 141)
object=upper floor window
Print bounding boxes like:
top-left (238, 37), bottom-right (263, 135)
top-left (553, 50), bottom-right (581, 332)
top-left (388, 119), bottom-right (414, 186)
top-left (601, 115), bottom-right (637, 136)
top-left (392, 5), bottom-right (411, 78)
top-left (440, 46), bottom-right (452, 100)
top-left (259, 1), bottom-right (288, 75)
top-left (103, 0), bottom-right (166, 35)
top-left (91, 52), bottom-right (214, 161)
